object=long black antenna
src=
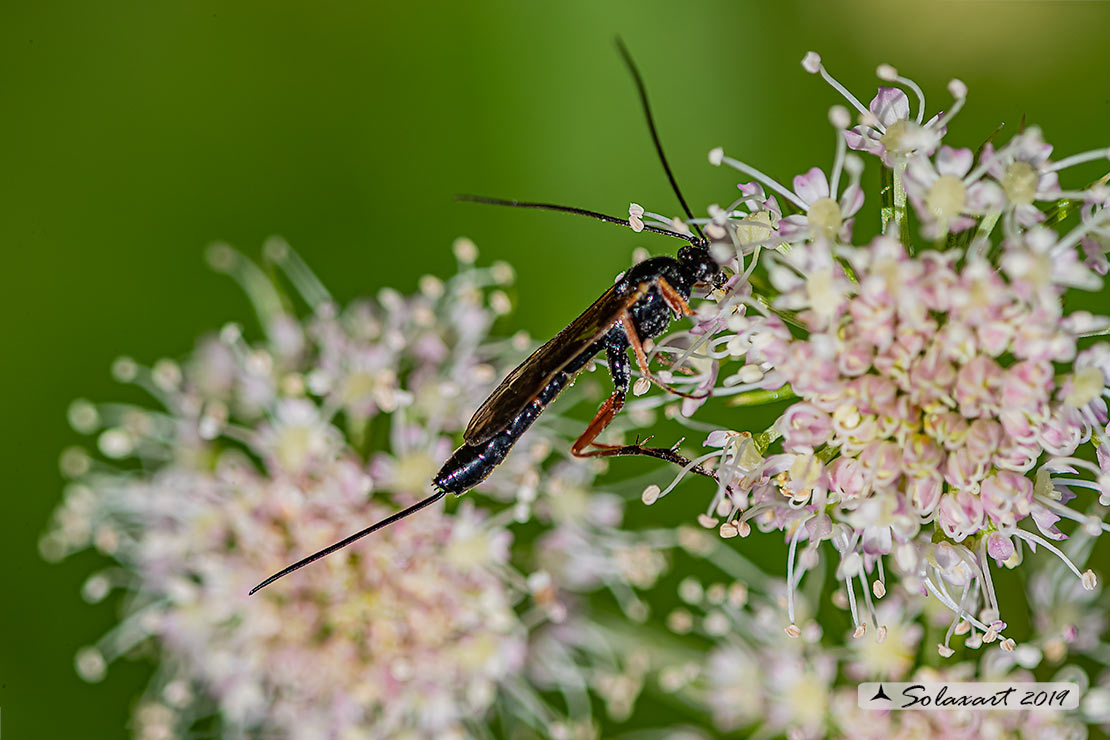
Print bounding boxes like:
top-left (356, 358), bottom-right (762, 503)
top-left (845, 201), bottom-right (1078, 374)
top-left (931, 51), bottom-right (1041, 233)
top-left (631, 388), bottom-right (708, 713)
top-left (248, 490), bottom-right (446, 595)
top-left (456, 195), bottom-right (704, 246)
top-left (615, 37), bottom-right (707, 246)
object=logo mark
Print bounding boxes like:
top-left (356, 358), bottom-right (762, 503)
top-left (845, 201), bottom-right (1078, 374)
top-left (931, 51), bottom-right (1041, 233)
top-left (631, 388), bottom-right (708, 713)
top-left (870, 684), bottom-right (892, 702)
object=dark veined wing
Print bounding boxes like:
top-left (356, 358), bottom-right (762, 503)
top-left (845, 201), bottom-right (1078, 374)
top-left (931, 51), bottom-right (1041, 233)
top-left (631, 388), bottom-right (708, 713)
top-left (463, 280), bottom-right (653, 445)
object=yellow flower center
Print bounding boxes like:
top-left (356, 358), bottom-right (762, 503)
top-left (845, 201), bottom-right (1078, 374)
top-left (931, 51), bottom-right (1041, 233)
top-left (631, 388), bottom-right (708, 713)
top-left (925, 174), bottom-right (967, 222)
top-left (392, 452), bottom-right (439, 494)
top-left (445, 528), bottom-right (495, 571)
top-left (1065, 366), bottom-right (1105, 408)
top-left (807, 197), bottom-right (842, 237)
top-left (806, 266), bottom-right (841, 322)
top-left (1002, 161), bottom-right (1038, 205)
top-left (276, 425), bottom-right (313, 472)
top-left (834, 403), bottom-right (861, 430)
top-left (879, 119), bottom-right (925, 157)
top-left (735, 209), bottom-right (776, 247)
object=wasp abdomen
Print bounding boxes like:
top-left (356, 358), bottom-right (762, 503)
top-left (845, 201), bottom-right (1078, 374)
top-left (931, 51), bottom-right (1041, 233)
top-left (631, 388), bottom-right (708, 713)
top-left (433, 369), bottom-right (573, 493)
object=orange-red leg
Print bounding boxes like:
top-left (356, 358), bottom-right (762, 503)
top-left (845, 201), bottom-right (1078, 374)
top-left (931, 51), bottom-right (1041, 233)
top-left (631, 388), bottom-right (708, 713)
top-left (657, 277), bottom-right (693, 317)
top-left (622, 297), bottom-right (711, 402)
top-left (569, 389), bottom-right (724, 486)
top-left (571, 391), bottom-right (678, 458)
top-left (568, 281), bottom-right (727, 488)
top-left (621, 312), bottom-right (653, 377)
top-left (571, 391), bottom-right (627, 457)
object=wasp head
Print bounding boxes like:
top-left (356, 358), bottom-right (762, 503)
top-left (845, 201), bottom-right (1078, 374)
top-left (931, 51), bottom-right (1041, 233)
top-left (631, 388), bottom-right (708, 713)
top-left (678, 244), bottom-right (726, 289)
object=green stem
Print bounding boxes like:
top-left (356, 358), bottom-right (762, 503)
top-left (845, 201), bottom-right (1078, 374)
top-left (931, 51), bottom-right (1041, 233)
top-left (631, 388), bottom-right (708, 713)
top-left (725, 384), bottom-right (797, 407)
top-left (1042, 197), bottom-right (1078, 227)
top-left (753, 426), bottom-right (782, 455)
top-left (880, 163), bottom-right (911, 250)
top-left (975, 210), bottom-right (1002, 249)
top-left (750, 293), bottom-right (807, 331)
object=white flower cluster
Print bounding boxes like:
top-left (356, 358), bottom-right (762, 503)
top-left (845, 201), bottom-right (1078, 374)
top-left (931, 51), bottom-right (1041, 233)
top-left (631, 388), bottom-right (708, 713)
top-left (632, 52), bottom-right (1110, 657)
top-left (44, 238), bottom-right (671, 739)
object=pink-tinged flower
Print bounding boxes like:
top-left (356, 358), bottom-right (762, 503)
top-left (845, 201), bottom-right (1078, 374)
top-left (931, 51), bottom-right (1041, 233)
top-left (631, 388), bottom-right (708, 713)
top-left (901, 433), bottom-right (944, 477)
top-left (944, 446), bottom-right (987, 491)
top-left (987, 531), bottom-right (1016, 564)
top-left (906, 475), bottom-right (943, 516)
top-left (1080, 195), bottom-right (1110, 274)
top-left (844, 87), bottom-right (946, 165)
top-left (1029, 501), bottom-right (1067, 542)
top-left (1002, 359), bottom-right (1054, 404)
top-left (779, 167), bottom-right (865, 245)
top-left (254, 397), bottom-right (343, 477)
top-left (1038, 408), bottom-right (1085, 457)
top-left (854, 374), bottom-right (898, 414)
top-left (710, 108), bottom-right (865, 249)
top-left (981, 471), bottom-right (1034, 528)
top-left (800, 53), bottom-right (964, 167)
top-left (922, 411), bottom-right (965, 449)
top-left (965, 418), bottom-right (1004, 463)
top-left (1002, 227), bottom-right (1103, 311)
top-left (982, 127), bottom-right (1061, 226)
top-left (635, 49), bottom-right (1110, 663)
top-left (936, 490), bottom-right (985, 542)
top-left (857, 440), bottom-right (902, 489)
top-left (828, 456), bottom-right (868, 499)
top-left (729, 181), bottom-right (784, 248)
top-left (904, 146), bottom-right (1004, 238)
top-left (778, 403), bottom-right (834, 451)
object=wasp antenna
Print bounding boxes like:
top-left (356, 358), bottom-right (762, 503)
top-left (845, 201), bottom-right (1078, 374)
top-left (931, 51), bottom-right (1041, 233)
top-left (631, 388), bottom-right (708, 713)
top-left (456, 194), bottom-right (703, 246)
top-left (615, 37), bottom-right (708, 247)
top-left (248, 489), bottom-right (448, 595)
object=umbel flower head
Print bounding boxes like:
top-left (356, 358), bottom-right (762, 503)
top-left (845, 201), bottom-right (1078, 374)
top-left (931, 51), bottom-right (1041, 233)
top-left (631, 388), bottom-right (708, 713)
top-left (634, 52), bottom-right (1110, 655)
top-left (43, 238), bottom-right (654, 739)
top-left (631, 539), bottom-right (1097, 740)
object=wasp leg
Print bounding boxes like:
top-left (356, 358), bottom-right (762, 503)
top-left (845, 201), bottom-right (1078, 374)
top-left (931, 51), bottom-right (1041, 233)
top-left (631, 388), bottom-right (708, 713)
top-left (570, 391), bottom-right (627, 455)
top-left (582, 443), bottom-right (726, 487)
top-left (571, 335), bottom-right (632, 455)
top-left (620, 312), bottom-right (653, 378)
top-left (656, 276), bottom-right (693, 317)
top-left (572, 411), bottom-right (727, 487)
top-left (622, 300), bottom-right (711, 402)
top-left (569, 330), bottom-right (728, 490)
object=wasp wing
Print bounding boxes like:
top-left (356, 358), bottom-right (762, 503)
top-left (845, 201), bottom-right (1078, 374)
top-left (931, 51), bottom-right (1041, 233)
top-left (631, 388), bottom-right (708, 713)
top-left (463, 280), bottom-right (652, 445)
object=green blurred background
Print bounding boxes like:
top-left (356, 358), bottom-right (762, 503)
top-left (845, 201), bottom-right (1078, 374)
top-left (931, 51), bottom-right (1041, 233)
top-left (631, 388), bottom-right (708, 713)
top-left (3, 1), bottom-right (1110, 736)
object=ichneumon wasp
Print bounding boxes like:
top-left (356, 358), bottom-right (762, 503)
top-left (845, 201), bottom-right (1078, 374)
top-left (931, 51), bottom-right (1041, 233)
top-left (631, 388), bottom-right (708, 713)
top-left (250, 39), bottom-right (730, 595)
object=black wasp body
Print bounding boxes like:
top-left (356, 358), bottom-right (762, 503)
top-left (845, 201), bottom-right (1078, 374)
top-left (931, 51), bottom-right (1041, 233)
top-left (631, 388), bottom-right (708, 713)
top-left (434, 245), bottom-right (724, 494)
top-left (249, 39), bottom-right (730, 595)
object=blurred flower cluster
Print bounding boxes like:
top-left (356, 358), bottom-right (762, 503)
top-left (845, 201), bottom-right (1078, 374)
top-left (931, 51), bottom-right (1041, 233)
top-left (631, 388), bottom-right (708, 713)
top-left (628, 529), bottom-right (1107, 739)
top-left (44, 50), bottom-right (1110, 739)
top-left (44, 237), bottom-right (677, 739)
